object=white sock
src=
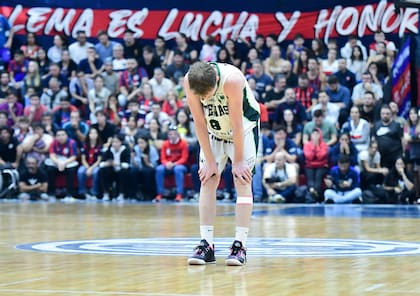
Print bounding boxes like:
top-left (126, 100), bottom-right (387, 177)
top-left (235, 227), bottom-right (249, 247)
top-left (200, 225), bottom-right (214, 246)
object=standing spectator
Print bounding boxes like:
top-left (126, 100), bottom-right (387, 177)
top-left (130, 135), bottom-right (159, 200)
top-left (0, 90), bottom-right (23, 127)
top-left (122, 29), bottom-right (142, 59)
top-left (99, 134), bottom-right (131, 201)
top-left (0, 126), bottom-right (21, 169)
top-left (45, 128), bottom-right (78, 200)
top-left (47, 34), bottom-right (67, 63)
top-left (154, 125), bottom-right (189, 202)
top-left (359, 140), bottom-right (388, 190)
top-left (18, 156), bottom-right (48, 201)
top-left (263, 151), bottom-right (298, 203)
top-left (373, 104), bottom-right (403, 169)
top-left (24, 93), bottom-right (47, 124)
top-left (324, 154), bottom-right (362, 204)
top-left (68, 31), bottom-right (93, 65)
top-left (303, 128), bottom-right (329, 201)
top-left (94, 30), bottom-right (117, 63)
top-left (341, 106), bottom-right (370, 152)
top-left (77, 127), bottom-right (102, 200)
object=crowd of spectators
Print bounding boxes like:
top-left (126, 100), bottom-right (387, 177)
top-left (0, 21), bottom-right (418, 204)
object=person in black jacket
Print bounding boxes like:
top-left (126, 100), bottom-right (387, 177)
top-left (98, 134), bottom-right (130, 202)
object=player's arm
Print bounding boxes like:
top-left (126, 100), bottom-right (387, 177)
top-left (225, 74), bottom-right (252, 184)
top-left (185, 76), bottom-right (215, 166)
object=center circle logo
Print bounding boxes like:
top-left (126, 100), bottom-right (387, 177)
top-left (16, 238), bottom-right (420, 257)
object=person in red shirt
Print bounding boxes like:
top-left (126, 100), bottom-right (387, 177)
top-left (154, 125), bottom-right (189, 202)
top-left (24, 94), bottom-right (48, 123)
top-left (303, 128), bottom-right (329, 201)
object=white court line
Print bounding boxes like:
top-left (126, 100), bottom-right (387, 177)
top-left (0, 277), bottom-right (47, 287)
top-left (365, 290), bottom-right (420, 294)
top-left (364, 284), bottom-right (385, 291)
top-left (0, 290), bottom-right (198, 296)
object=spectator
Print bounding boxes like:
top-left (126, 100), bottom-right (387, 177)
top-left (94, 30), bottom-right (117, 63)
top-left (359, 140), bottom-right (388, 190)
top-left (340, 35), bottom-right (368, 61)
top-left (324, 75), bottom-right (351, 127)
top-left (13, 116), bottom-right (31, 143)
top-left (24, 93), bottom-right (47, 124)
top-left (88, 75), bottom-right (111, 123)
top-left (384, 158), bottom-right (415, 204)
top-left (294, 73), bottom-right (318, 111)
top-left (311, 90), bottom-right (340, 125)
top-left (0, 13), bottom-right (14, 62)
top-left (111, 43), bottom-right (127, 73)
top-left (8, 49), bottom-right (28, 87)
top-left (347, 45), bottom-right (366, 82)
top-left (320, 48), bottom-right (339, 76)
top-left (0, 72), bottom-right (12, 102)
top-left (324, 154), bottom-right (362, 204)
top-left (120, 99), bottom-right (146, 129)
top-left (138, 45), bottom-right (161, 79)
top-left (216, 47), bottom-right (231, 64)
top-left (165, 50), bottom-right (190, 83)
top-left (68, 30), bottom-right (93, 64)
top-left (121, 115), bottom-right (140, 150)
top-left (21, 122), bottom-right (53, 166)
top-left (263, 151), bottom-right (298, 203)
top-left (263, 74), bottom-right (286, 115)
top-left (40, 77), bottom-right (68, 110)
top-left (77, 46), bottom-right (103, 78)
top-left (153, 36), bottom-right (171, 69)
top-left (352, 72), bottom-right (383, 106)
top-left (149, 67), bottom-right (174, 102)
top-left (280, 60), bottom-right (298, 88)
top-left (45, 128), bottom-right (78, 199)
top-left (403, 107), bottom-right (420, 198)
top-left (310, 38), bottom-right (326, 61)
top-left (303, 109), bottom-right (337, 146)
top-left (42, 63), bottom-right (67, 89)
top-left (130, 135), bottom-right (159, 200)
top-left (241, 47), bottom-right (261, 76)
top-left (328, 132), bottom-right (359, 167)
top-left (99, 134), bottom-right (131, 201)
top-left (69, 69), bottom-right (94, 118)
top-left (52, 96), bottom-right (77, 130)
top-left (199, 35), bottom-right (220, 62)
top-left (389, 101), bottom-right (406, 128)
top-left (162, 89), bottom-right (182, 118)
top-left (138, 82), bottom-right (158, 113)
top-left (63, 110), bottom-right (89, 147)
top-left (334, 58), bottom-right (357, 92)
top-left (154, 125), bottom-right (189, 202)
top-left (341, 106), bottom-right (370, 152)
top-left (58, 50), bottom-right (77, 83)
top-left (359, 91), bottom-right (380, 126)
top-left (246, 59), bottom-right (273, 99)
top-left (303, 128), bottom-right (329, 201)
top-left (306, 58), bottom-right (325, 92)
top-left (0, 126), bottom-right (21, 169)
top-left (0, 90), bottom-right (23, 127)
top-left (22, 60), bottom-right (42, 96)
top-left (293, 48), bottom-right (312, 75)
top-left (104, 95), bottom-right (121, 126)
top-left (373, 104), bottom-right (403, 169)
top-left (91, 110), bottom-right (117, 147)
top-left (169, 32), bottom-right (197, 65)
top-left (145, 102), bottom-right (171, 132)
top-left (282, 109), bottom-right (303, 147)
top-left (174, 107), bottom-right (197, 148)
top-left (273, 87), bottom-right (307, 128)
top-left (122, 29), bottom-right (142, 59)
top-left (20, 32), bottom-right (41, 60)
top-left (224, 39), bottom-right (242, 68)
top-left (18, 156), bottom-right (48, 201)
top-left (77, 127), bottom-right (102, 200)
top-left (101, 57), bottom-right (119, 96)
top-left (41, 112), bottom-right (55, 136)
top-left (143, 117), bottom-right (166, 151)
top-left (47, 34), bottom-right (67, 63)
top-left (118, 58), bottom-right (148, 107)
top-left (263, 44), bottom-right (284, 79)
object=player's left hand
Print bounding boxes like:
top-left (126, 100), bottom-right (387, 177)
top-left (232, 161), bottom-right (252, 185)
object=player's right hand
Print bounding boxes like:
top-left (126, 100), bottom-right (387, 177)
top-left (199, 162), bottom-right (218, 186)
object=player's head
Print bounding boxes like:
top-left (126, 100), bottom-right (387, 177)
top-left (187, 62), bottom-right (217, 99)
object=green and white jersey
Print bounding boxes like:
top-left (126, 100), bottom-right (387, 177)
top-left (200, 62), bottom-right (260, 141)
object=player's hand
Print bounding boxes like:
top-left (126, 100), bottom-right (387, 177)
top-left (199, 161), bottom-right (218, 186)
top-left (232, 161), bottom-right (252, 185)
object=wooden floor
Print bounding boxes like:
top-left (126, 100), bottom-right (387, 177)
top-left (0, 200), bottom-right (420, 295)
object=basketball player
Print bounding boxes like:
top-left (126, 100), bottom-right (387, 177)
top-left (185, 62), bottom-right (260, 266)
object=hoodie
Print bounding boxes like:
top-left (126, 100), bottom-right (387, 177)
top-left (303, 128), bottom-right (329, 169)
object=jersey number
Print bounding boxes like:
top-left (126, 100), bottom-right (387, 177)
top-left (209, 119), bottom-right (221, 130)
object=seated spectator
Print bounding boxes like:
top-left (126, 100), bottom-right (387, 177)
top-left (41, 112), bottom-right (55, 136)
top-left (138, 82), bottom-right (158, 113)
top-left (142, 117), bottom-right (167, 151)
top-left (123, 29), bottom-right (143, 60)
top-left (273, 88), bottom-right (307, 128)
top-left (224, 39), bottom-right (242, 68)
top-left (8, 49), bottom-right (28, 87)
top-left (0, 126), bottom-right (22, 169)
top-left (18, 156), bottom-right (48, 201)
top-left (88, 75), bottom-right (111, 124)
top-left (154, 36), bottom-right (171, 69)
top-left (58, 50), bottom-right (77, 82)
top-left (91, 110), bottom-right (117, 147)
top-left (45, 128), bottom-right (78, 199)
top-left (341, 106), bottom-right (370, 152)
top-left (294, 73), bottom-right (318, 112)
top-left (340, 35), bottom-right (368, 61)
top-left (111, 43), bottom-right (127, 73)
top-left (24, 93), bottom-right (48, 123)
top-left (77, 127), bottom-right (103, 200)
top-left (101, 57), bottom-right (119, 96)
top-left (174, 107), bottom-right (197, 149)
top-left (162, 89), bottom-right (182, 118)
top-left (389, 101), bottom-right (406, 128)
top-left (303, 128), bottom-right (329, 201)
top-left (40, 77), bottom-right (68, 110)
top-left (347, 45), bottom-right (366, 82)
top-left (69, 69), bottom-right (93, 118)
top-left (329, 132), bottom-right (358, 167)
top-left (37, 48), bottom-right (50, 79)
top-left (306, 57), bottom-right (325, 92)
top-left (263, 74), bottom-right (286, 114)
top-left (20, 32), bottom-right (41, 60)
top-left (403, 107), bottom-right (420, 198)
top-left (99, 134), bottom-right (131, 202)
top-left (94, 30), bottom-right (117, 63)
top-left (263, 44), bottom-right (284, 79)
top-left (0, 90), bottom-right (23, 127)
top-left (359, 91), bottom-right (380, 126)
top-left (169, 32), bottom-right (197, 65)
top-left (359, 140), bottom-right (389, 190)
top-left (263, 151), bottom-right (298, 203)
top-left (280, 60), bottom-right (298, 88)
top-left (42, 63), bottom-right (67, 89)
top-left (149, 67), bottom-right (174, 103)
top-left (121, 115), bottom-right (140, 150)
top-left (118, 58), bottom-right (148, 108)
top-left (199, 35), bottom-right (220, 62)
top-left (303, 109), bottom-right (337, 146)
top-left (22, 60), bottom-right (43, 96)
top-left (138, 45), bottom-right (161, 79)
top-left (352, 72), bottom-right (383, 106)
top-left (130, 135), bottom-right (159, 200)
top-left (165, 50), bottom-right (190, 83)
top-left (384, 158), bottom-right (415, 204)
top-left (13, 116), bottom-right (32, 143)
top-left (105, 95), bottom-right (121, 126)
top-left (52, 96), bottom-right (78, 130)
top-left (21, 122), bottom-right (53, 166)
top-left (324, 75), bottom-right (351, 127)
top-left (63, 110), bottom-right (89, 148)
top-left (78, 46), bottom-right (103, 78)
top-left (0, 72), bottom-right (12, 102)
top-left (120, 99), bottom-right (147, 129)
top-left (246, 60), bottom-right (273, 99)
top-left (282, 109), bottom-right (303, 147)
top-left (68, 30), bottom-right (93, 65)
top-left (324, 154), bottom-right (362, 204)
top-left (334, 58), bottom-right (357, 92)
top-left (311, 90), bottom-right (340, 126)
top-left (47, 34), bottom-right (66, 64)
top-left (320, 48), bottom-right (339, 76)
top-left (145, 102), bottom-right (171, 132)
top-left (153, 125), bottom-right (189, 202)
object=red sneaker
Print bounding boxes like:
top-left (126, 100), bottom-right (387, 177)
top-left (153, 194), bottom-right (162, 203)
top-left (175, 194), bottom-right (183, 202)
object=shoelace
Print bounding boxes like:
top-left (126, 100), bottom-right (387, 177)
top-left (194, 244), bottom-right (208, 254)
top-left (230, 245), bottom-right (243, 256)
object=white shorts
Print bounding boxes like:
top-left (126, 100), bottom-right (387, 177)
top-left (199, 127), bottom-right (259, 175)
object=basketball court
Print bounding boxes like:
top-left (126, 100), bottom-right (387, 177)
top-left (1, 200), bottom-right (420, 295)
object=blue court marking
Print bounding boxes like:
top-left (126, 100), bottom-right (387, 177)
top-left (16, 237), bottom-right (420, 258)
top-left (250, 205), bottom-right (420, 219)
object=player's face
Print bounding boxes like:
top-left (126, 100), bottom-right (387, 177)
top-left (200, 85), bottom-right (217, 101)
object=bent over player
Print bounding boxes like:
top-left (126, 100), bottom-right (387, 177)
top-left (185, 62), bottom-right (260, 266)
